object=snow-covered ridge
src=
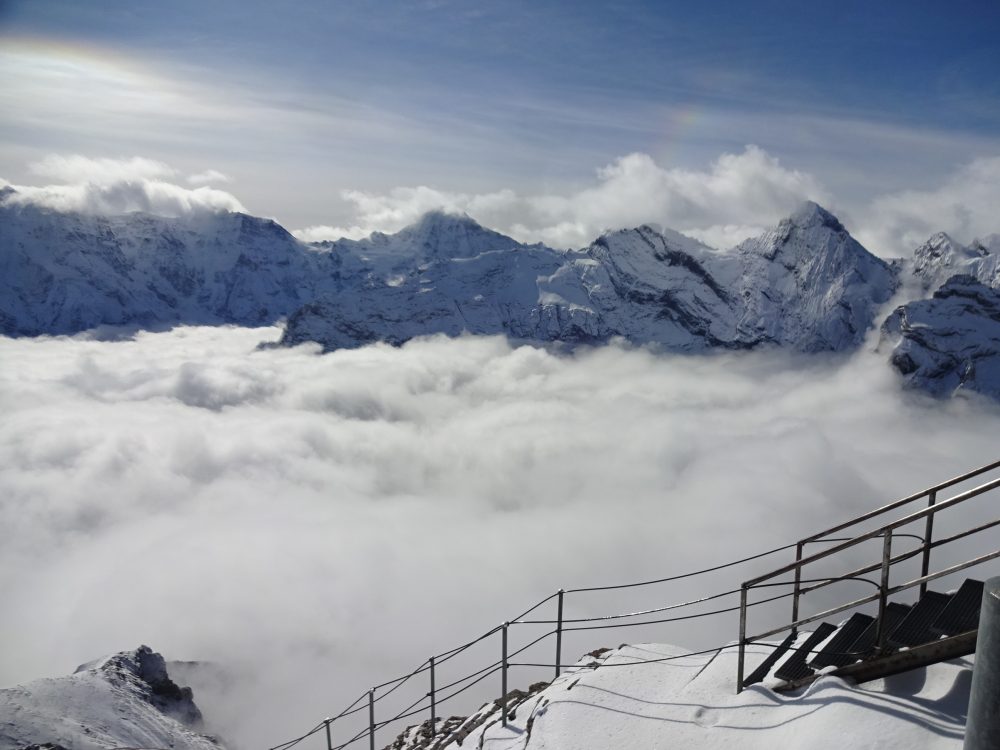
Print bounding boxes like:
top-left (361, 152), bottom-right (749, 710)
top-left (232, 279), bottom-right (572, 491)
top-left (6, 190), bottom-right (1000, 398)
top-left (280, 201), bottom-right (899, 353)
top-left (2, 194), bottom-right (900, 353)
top-left (0, 646), bottom-right (224, 750)
top-left (383, 640), bottom-right (970, 750)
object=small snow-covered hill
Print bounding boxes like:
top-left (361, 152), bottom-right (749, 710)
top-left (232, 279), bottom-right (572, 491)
top-left (0, 646), bottom-right (224, 750)
top-left (386, 640), bottom-right (969, 750)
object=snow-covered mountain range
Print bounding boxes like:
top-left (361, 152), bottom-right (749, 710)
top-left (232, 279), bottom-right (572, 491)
top-left (0, 646), bottom-right (224, 750)
top-left (280, 202), bottom-right (898, 353)
top-left (3, 188), bottom-right (1000, 398)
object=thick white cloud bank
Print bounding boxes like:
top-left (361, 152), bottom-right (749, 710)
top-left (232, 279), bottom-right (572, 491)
top-left (4, 149), bottom-right (999, 256)
top-left (1, 326), bottom-right (999, 748)
top-left (292, 147), bottom-right (1000, 256)
top-left (1, 155), bottom-right (245, 217)
top-left (294, 146), bottom-right (830, 249)
top-left (856, 155), bottom-right (1000, 255)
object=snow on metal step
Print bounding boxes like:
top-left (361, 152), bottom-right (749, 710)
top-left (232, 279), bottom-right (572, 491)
top-left (773, 622), bottom-right (838, 683)
top-left (931, 579), bottom-right (985, 636)
top-left (810, 612), bottom-right (875, 669)
top-left (888, 590), bottom-right (952, 648)
top-left (742, 632), bottom-right (797, 688)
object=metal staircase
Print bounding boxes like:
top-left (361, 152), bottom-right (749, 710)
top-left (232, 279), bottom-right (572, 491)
top-left (736, 459), bottom-right (1000, 693)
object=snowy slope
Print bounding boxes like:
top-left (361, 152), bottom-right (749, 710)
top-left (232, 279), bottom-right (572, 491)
top-left (730, 202), bottom-right (898, 352)
top-left (387, 640), bottom-right (969, 750)
top-left (0, 198), bottom-right (339, 335)
top-left (0, 646), bottom-right (224, 750)
top-left (882, 275), bottom-right (1000, 399)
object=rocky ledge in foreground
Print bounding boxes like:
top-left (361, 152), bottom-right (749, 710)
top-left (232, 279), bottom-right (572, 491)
top-left (882, 275), bottom-right (1000, 400)
top-left (0, 646), bottom-right (224, 750)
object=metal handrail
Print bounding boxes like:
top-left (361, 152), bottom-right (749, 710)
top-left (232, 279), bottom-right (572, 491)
top-left (736, 458), bottom-right (1000, 693)
top-left (800, 458), bottom-right (1000, 544)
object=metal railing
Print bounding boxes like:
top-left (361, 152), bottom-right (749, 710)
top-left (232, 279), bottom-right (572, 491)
top-left (269, 458), bottom-right (1000, 749)
top-left (270, 542), bottom-right (810, 750)
top-left (736, 458), bottom-right (1000, 693)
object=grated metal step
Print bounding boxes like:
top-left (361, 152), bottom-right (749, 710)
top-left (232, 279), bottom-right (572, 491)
top-left (849, 602), bottom-right (911, 655)
top-left (889, 590), bottom-right (952, 648)
top-left (810, 612), bottom-right (875, 669)
top-left (931, 579), bottom-right (984, 636)
top-left (742, 632), bottom-right (797, 688)
top-left (773, 622), bottom-right (838, 682)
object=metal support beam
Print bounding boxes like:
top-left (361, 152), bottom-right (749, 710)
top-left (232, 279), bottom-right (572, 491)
top-left (429, 656), bottom-right (436, 730)
top-left (791, 542), bottom-right (804, 636)
top-left (368, 689), bottom-right (375, 750)
top-left (555, 590), bottom-right (564, 679)
top-left (921, 490), bottom-right (936, 596)
top-left (875, 531), bottom-right (893, 655)
top-left (965, 577), bottom-right (1000, 750)
top-left (737, 585), bottom-right (748, 694)
top-left (501, 622), bottom-right (509, 728)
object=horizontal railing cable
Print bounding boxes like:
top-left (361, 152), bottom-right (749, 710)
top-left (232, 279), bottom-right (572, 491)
top-left (562, 590), bottom-right (796, 633)
top-left (566, 541), bottom-right (802, 594)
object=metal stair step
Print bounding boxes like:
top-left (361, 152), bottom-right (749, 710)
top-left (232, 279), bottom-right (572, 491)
top-left (889, 590), bottom-right (952, 648)
top-left (931, 579), bottom-right (985, 636)
top-left (849, 602), bottom-right (912, 655)
top-left (810, 613), bottom-right (875, 669)
top-left (742, 632), bottom-right (797, 688)
top-left (774, 622), bottom-right (838, 682)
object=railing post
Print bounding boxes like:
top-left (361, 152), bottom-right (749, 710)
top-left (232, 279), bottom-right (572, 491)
top-left (737, 584), bottom-right (748, 694)
top-left (555, 589), bottom-right (564, 679)
top-left (501, 622), bottom-right (509, 727)
top-left (791, 541), bottom-right (804, 635)
top-left (324, 718), bottom-right (332, 750)
top-left (368, 688), bottom-right (375, 750)
top-left (875, 530), bottom-right (893, 655)
top-left (429, 656), bottom-right (436, 731)
top-left (920, 490), bottom-right (936, 596)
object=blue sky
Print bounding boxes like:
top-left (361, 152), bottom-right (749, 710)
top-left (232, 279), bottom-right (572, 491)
top-left (1, 0), bottom-right (999, 252)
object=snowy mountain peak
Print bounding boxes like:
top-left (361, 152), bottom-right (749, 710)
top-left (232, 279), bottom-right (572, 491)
top-left (393, 210), bottom-right (517, 258)
top-left (911, 232), bottom-right (999, 292)
top-left (786, 200), bottom-right (845, 232)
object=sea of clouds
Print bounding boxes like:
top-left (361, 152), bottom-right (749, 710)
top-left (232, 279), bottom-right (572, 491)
top-left (1, 325), bottom-right (999, 747)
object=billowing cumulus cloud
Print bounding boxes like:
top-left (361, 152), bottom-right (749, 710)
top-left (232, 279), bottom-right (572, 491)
top-left (294, 146), bottom-right (830, 249)
top-left (856, 155), bottom-right (1000, 257)
top-left (1, 326), bottom-right (998, 747)
top-left (187, 169), bottom-right (233, 186)
top-left (2, 155), bottom-right (246, 217)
